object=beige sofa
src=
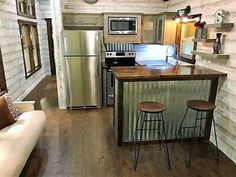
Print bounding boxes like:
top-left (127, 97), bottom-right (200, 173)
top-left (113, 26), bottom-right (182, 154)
top-left (0, 101), bottom-right (47, 177)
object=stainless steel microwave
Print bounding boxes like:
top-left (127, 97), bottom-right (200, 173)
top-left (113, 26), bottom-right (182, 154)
top-left (108, 17), bottom-right (137, 35)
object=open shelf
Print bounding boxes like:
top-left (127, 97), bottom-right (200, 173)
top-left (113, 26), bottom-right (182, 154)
top-left (192, 38), bottom-right (215, 43)
top-left (192, 51), bottom-right (230, 59)
top-left (192, 23), bottom-right (233, 60)
top-left (204, 23), bottom-right (234, 29)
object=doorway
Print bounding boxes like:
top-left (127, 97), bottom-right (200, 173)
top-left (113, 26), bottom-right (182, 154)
top-left (45, 18), bottom-right (56, 75)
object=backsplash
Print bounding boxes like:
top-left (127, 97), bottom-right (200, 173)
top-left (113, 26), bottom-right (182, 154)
top-left (134, 44), bottom-right (176, 61)
top-left (105, 43), bottom-right (134, 51)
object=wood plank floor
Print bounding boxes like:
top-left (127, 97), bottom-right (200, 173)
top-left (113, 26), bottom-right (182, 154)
top-left (20, 76), bottom-right (236, 177)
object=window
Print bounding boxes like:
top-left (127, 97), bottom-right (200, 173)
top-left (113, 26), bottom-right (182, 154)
top-left (16, 0), bottom-right (36, 18)
top-left (18, 20), bottom-right (41, 79)
top-left (0, 46), bottom-right (7, 95)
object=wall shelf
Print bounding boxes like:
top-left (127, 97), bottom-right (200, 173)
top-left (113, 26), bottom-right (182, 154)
top-left (192, 38), bottom-right (215, 43)
top-left (204, 23), bottom-right (234, 29)
top-left (192, 51), bottom-right (230, 59)
top-left (192, 23), bottom-right (233, 60)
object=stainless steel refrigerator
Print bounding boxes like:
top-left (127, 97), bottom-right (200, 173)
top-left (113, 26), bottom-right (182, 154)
top-left (63, 30), bottom-right (102, 108)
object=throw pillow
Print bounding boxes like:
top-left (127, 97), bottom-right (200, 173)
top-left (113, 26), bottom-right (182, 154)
top-left (4, 96), bottom-right (23, 119)
top-left (0, 97), bottom-right (17, 130)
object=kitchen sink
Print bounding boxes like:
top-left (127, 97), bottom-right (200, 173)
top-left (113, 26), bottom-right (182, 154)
top-left (147, 64), bottom-right (168, 70)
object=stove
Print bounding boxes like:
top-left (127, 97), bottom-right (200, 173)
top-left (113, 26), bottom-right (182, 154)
top-left (105, 51), bottom-right (136, 70)
top-left (104, 51), bottom-right (136, 105)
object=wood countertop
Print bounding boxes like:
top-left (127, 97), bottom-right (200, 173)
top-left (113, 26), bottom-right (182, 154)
top-left (111, 61), bottom-right (227, 81)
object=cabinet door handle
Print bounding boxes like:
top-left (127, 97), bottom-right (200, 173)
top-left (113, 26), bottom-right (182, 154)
top-left (108, 94), bottom-right (114, 98)
top-left (111, 73), bottom-right (114, 87)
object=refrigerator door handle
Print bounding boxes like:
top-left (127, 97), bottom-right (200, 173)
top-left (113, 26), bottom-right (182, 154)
top-left (63, 36), bottom-right (68, 52)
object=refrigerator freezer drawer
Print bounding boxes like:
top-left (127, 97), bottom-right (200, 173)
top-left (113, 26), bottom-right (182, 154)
top-left (65, 56), bottom-right (102, 107)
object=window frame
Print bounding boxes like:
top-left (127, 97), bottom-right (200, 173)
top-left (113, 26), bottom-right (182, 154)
top-left (0, 46), bottom-right (7, 96)
top-left (16, 0), bottom-right (36, 19)
top-left (18, 20), bottom-right (42, 79)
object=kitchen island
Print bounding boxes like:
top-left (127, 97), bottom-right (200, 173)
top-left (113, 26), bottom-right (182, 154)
top-left (111, 61), bottom-right (227, 146)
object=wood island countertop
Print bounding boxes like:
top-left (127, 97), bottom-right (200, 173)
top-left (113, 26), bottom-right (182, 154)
top-left (111, 62), bottom-right (227, 81)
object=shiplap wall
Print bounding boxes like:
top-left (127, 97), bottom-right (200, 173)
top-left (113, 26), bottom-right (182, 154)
top-left (0, 0), bottom-right (50, 100)
top-left (62, 0), bottom-right (167, 14)
top-left (39, 0), bottom-right (51, 75)
top-left (166, 0), bottom-right (236, 163)
top-left (39, 0), bottom-right (51, 18)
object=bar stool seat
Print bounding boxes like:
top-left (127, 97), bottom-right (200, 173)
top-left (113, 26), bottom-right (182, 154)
top-left (137, 101), bottom-right (166, 113)
top-left (187, 100), bottom-right (216, 111)
top-left (131, 101), bottom-right (171, 170)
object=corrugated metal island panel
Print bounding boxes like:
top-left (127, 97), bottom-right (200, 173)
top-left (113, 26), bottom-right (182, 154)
top-left (122, 80), bottom-right (211, 142)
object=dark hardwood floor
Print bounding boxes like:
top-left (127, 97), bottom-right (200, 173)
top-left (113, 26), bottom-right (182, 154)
top-left (20, 76), bottom-right (236, 177)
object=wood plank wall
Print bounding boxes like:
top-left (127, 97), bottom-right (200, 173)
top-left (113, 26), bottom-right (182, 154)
top-left (166, 0), bottom-right (236, 163)
top-left (39, 0), bottom-right (51, 75)
top-left (0, 0), bottom-right (50, 100)
top-left (62, 0), bottom-right (167, 14)
top-left (39, 0), bottom-right (51, 18)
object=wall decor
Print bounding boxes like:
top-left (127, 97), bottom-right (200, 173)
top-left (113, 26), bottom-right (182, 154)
top-left (213, 33), bottom-right (222, 54)
top-left (214, 9), bottom-right (230, 24)
top-left (195, 21), bottom-right (207, 39)
top-left (83, 0), bottom-right (99, 4)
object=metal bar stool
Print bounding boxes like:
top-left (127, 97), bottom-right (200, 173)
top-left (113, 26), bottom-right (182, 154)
top-left (131, 101), bottom-right (171, 170)
top-left (173, 100), bottom-right (219, 167)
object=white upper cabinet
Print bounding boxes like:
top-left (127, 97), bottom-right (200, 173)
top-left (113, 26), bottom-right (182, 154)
top-left (141, 15), bottom-right (157, 43)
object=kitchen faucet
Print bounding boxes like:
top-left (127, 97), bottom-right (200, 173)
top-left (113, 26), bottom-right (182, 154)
top-left (165, 45), bottom-right (171, 62)
top-left (165, 44), bottom-right (179, 65)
